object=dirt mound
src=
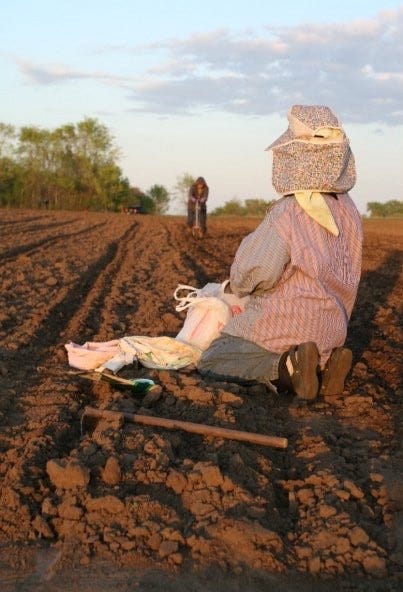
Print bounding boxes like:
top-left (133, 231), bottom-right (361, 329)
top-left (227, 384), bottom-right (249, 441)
top-left (0, 210), bottom-right (402, 591)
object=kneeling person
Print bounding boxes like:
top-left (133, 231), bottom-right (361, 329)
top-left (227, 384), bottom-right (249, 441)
top-left (198, 105), bottom-right (363, 400)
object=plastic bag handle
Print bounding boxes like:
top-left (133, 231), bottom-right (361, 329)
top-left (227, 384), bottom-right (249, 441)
top-left (173, 284), bottom-right (201, 311)
top-left (220, 279), bottom-right (230, 294)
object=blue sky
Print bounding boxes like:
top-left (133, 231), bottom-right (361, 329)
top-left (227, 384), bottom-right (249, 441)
top-left (1, 0), bottom-right (403, 213)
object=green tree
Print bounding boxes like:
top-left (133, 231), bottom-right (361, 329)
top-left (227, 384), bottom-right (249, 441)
top-left (244, 198), bottom-right (272, 216)
top-left (17, 126), bottom-right (52, 207)
top-left (140, 194), bottom-right (156, 214)
top-left (69, 118), bottom-right (122, 210)
top-left (147, 184), bottom-right (170, 214)
top-left (0, 124), bottom-right (20, 206)
top-left (0, 123), bottom-right (16, 158)
top-left (212, 197), bottom-right (274, 216)
top-left (0, 157), bottom-right (21, 206)
top-left (49, 124), bottom-right (80, 209)
top-left (212, 198), bottom-right (244, 216)
top-left (0, 117), bottom-right (130, 210)
top-left (0, 117), bottom-right (137, 211)
top-left (367, 200), bottom-right (403, 217)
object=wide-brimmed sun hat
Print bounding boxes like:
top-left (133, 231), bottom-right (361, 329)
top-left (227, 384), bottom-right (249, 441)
top-left (266, 105), bottom-right (356, 195)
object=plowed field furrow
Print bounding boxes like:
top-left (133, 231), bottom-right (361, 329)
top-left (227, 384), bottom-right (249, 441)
top-left (163, 217), bottom-right (252, 288)
top-left (0, 217), bottom-right (137, 345)
top-left (0, 213), bottom-right (49, 227)
top-left (98, 217), bottom-right (190, 338)
top-left (0, 221), bottom-right (107, 261)
top-left (0, 218), bottom-right (79, 249)
top-left (58, 222), bottom-right (140, 343)
top-left (185, 226), bottom-right (249, 276)
top-left (0, 220), bottom-right (143, 517)
top-left (0, 210), bottom-right (402, 591)
top-left (0, 238), bottom-right (127, 428)
top-left (158, 219), bottom-right (208, 286)
top-left (160, 219), bottom-right (221, 286)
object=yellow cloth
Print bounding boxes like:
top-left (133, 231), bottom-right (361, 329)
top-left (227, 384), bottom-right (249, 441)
top-left (295, 191), bottom-right (339, 236)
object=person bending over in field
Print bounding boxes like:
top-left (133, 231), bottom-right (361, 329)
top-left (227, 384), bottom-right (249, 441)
top-left (187, 177), bottom-right (209, 236)
top-left (198, 105), bottom-right (363, 400)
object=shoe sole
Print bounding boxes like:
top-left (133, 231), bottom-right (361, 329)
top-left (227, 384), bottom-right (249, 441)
top-left (320, 348), bottom-right (352, 396)
top-left (291, 342), bottom-right (319, 401)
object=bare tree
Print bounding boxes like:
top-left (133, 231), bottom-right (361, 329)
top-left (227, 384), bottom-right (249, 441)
top-left (174, 172), bottom-right (195, 213)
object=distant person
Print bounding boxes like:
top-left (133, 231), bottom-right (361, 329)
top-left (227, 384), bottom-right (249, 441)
top-left (198, 105), bottom-right (363, 401)
top-left (187, 177), bottom-right (209, 235)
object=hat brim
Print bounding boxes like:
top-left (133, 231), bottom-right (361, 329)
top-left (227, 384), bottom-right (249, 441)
top-left (265, 127), bottom-right (295, 151)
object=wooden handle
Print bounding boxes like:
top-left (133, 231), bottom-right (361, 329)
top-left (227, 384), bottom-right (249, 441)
top-left (83, 406), bottom-right (288, 449)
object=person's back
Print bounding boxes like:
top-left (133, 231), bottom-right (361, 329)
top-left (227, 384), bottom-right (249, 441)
top-left (225, 192), bottom-right (362, 366)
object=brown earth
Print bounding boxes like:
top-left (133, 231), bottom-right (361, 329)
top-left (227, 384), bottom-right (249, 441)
top-left (0, 209), bottom-right (402, 591)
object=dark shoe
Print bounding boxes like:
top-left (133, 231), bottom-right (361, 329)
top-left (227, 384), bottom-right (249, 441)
top-left (320, 347), bottom-right (352, 396)
top-left (288, 342), bottom-right (320, 400)
top-left (277, 342), bottom-right (319, 400)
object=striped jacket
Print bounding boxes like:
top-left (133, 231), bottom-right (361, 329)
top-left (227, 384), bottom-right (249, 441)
top-left (223, 193), bottom-right (363, 366)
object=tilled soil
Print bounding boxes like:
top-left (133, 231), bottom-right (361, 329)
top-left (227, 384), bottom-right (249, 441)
top-left (0, 209), bottom-right (402, 591)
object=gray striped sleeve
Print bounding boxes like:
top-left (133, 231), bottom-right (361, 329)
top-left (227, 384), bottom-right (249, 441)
top-left (229, 216), bottom-right (290, 297)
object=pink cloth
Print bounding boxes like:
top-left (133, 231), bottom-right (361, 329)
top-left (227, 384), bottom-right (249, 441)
top-left (65, 340), bottom-right (120, 370)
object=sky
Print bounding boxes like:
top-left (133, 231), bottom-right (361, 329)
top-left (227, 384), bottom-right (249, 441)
top-left (1, 0), bottom-right (403, 214)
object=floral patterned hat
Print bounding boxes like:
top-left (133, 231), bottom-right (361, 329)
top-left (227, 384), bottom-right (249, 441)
top-left (266, 105), bottom-right (356, 195)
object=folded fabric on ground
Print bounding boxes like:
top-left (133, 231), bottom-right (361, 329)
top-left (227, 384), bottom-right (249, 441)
top-left (65, 280), bottom-right (244, 373)
top-left (65, 335), bottom-right (201, 372)
top-left (65, 340), bottom-right (124, 371)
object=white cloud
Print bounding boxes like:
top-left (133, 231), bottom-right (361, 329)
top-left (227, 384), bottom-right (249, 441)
top-left (17, 58), bottom-right (131, 87)
top-left (362, 64), bottom-right (403, 81)
top-left (14, 7), bottom-right (403, 124)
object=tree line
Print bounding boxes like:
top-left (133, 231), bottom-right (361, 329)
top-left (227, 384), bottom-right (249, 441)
top-left (366, 200), bottom-right (403, 218)
top-left (0, 119), bottom-right (126, 210)
top-left (0, 118), bottom-right (171, 214)
top-left (213, 198), bottom-right (403, 218)
top-left (211, 198), bottom-right (274, 216)
top-left (1, 118), bottom-right (401, 217)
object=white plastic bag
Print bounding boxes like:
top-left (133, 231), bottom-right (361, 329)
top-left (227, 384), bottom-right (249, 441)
top-left (173, 283), bottom-right (239, 351)
top-left (175, 281), bottom-right (249, 311)
top-left (175, 297), bottom-right (230, 351)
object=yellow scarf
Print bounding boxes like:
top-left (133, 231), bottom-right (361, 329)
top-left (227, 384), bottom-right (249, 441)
top-left (295, 191), bottom-right (339, 237)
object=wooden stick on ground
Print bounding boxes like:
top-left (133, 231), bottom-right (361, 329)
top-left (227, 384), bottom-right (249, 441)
top-left (83, 406), bottom-right (288, 449)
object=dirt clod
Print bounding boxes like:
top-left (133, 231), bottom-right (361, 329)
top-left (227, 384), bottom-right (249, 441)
top-left (46, 459), bottom-right (90, 490)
